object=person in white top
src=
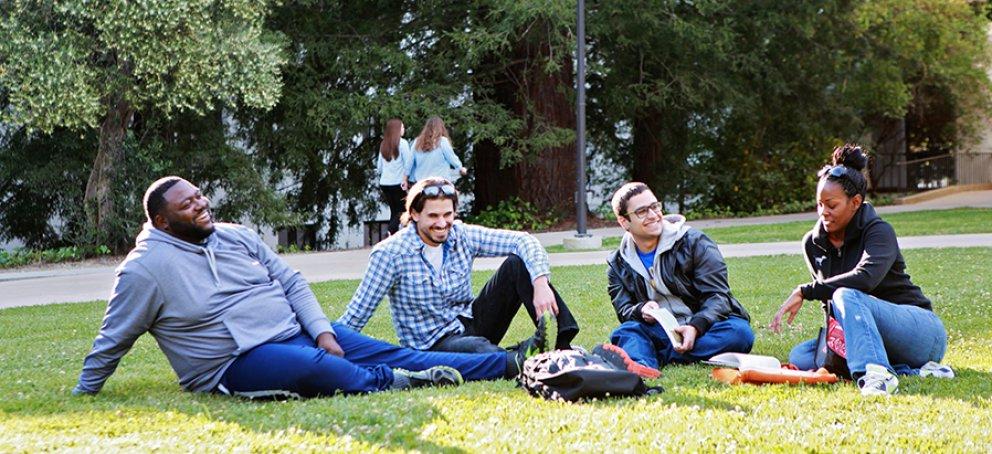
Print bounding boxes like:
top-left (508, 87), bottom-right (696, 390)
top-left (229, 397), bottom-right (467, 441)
top-left (376, 118), bottom-right (413, 234)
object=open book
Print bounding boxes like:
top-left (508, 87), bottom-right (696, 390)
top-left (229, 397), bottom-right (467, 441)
top-left (704, 353), bottom-right (782, 372)
top-left (641, 306), bottom-right (683, 346)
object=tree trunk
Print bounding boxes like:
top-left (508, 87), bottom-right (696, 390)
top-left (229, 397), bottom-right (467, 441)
top-left (631, 107), bottom-right (689, 210)
top-left (631, 108), bottom-right (664, 191)
top-left (84, 95), bottom-right (133, 251)
top-left (473, 25), bottom-right (577, 217)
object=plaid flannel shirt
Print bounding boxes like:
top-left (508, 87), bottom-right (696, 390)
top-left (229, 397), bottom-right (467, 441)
top-left (338, 221), bottom-right (550, 350)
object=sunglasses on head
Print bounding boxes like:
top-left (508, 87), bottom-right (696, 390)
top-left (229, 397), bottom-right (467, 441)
top-left (827, 165), bottom-right (854, 179)
top-left (421, 183), bottom-right (456, 197)
top-left (625, 201), bottom-right (663, 219)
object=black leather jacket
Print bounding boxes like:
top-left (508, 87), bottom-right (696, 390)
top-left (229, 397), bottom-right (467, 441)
top-left (606, 229), bottom-right (750, 335)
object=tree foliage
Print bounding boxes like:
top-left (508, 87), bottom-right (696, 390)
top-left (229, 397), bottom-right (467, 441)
top-left (1, 0), bottom-right (990, 250)
top-left (0, 0), bottom-right (285, 250)
top-left (588, 0), bottom-right (991, 214)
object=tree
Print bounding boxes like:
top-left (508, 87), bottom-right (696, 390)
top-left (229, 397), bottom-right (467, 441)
top-left (587, 0), bottom-right (990, 214)
top-left (0, 0), bottom-right (284, 250)
top-left (462, 1), bottom-right (578, 216)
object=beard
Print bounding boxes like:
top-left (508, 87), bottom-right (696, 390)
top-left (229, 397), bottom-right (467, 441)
top-left (168, 213), bottom-right (216, 243)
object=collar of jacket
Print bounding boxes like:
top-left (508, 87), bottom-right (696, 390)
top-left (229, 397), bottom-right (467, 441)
top-left (811, 202), bottom-right (880, 251)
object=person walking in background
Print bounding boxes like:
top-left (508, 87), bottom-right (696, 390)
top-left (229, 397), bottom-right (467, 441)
top-left (377, 118), bottom-right (412, 235)
top-left (405, 116), bottom-right (467, 187)
top-left (770, 144), bottom-right (953, 397)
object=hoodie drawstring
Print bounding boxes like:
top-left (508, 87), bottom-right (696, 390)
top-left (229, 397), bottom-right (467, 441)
top-left (202, 247), bottom-right (220, 284)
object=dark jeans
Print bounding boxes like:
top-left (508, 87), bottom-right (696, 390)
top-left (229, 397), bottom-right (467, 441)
top-left (429, 255), bottom-right (580, 353)
top-left (380, 184), bottom-right (406, 234)
top-left (610, 316), bottom-right (754, 369)
top-left (218, 323), bottom-right (506, 399)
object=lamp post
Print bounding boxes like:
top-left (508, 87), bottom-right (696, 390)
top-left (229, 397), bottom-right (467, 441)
top-left (576, 0), bottom-right (588, 236)
top-left (564, 0), bottom-right (601, 250)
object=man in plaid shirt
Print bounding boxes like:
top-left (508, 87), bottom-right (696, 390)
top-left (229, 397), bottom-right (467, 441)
top-left (339, 177), bottom-right (579, 354)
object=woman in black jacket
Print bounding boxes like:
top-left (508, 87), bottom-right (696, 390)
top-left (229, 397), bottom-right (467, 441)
top-left (770, 145), bottom-right (952, 396)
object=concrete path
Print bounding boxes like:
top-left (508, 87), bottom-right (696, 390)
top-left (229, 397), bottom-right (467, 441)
top-left (2, 232), bottom-right (989, 310)
top-left (537, 189), bottom-right (992, 246)
top-left (1, 189), bottom-right (988, 310)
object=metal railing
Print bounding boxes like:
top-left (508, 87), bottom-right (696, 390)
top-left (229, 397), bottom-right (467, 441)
top-left (876, 152), bottom-right (992, 192)
top-left (903, 153), bottom-right (955, 190)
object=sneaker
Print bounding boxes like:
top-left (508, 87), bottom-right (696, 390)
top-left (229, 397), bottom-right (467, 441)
top-left (591, 343), bottom-right (662, 379)
top-left (540, 311), bottom-right (558, 350)
top-left (919, 361), bottom-right (955, 379)
top-left (505, 318), bottom-right (550, 378)
top-left (858, 363), bottom-right (898, 396)
top-left (393, 366), bottom-right (464, 389)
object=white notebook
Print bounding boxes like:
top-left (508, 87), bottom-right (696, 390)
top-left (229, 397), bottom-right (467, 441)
top-left (642, 306), bottom-right (683, 347)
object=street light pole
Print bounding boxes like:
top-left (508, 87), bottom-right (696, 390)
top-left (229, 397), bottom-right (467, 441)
top-left (563, 0), bottom-right (600, 251)
top-left (575, 0), bottom-right (588, 236)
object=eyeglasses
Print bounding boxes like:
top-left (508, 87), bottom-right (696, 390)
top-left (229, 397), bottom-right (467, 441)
top-left (625, 201), bottom-right (663, 219)
top-left (421, 183), bottom-right (456, 197)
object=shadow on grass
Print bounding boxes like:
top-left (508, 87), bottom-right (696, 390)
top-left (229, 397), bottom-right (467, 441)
top-left (897, 367), bottom-right (992, 407)
top-left (2, 387), bottom-right (467, 453)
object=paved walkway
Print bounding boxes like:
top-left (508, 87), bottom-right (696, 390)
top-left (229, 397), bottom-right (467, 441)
top-left (1, 190), bottom-right (989, 310)
top-left (536, 189), bottom-right (992, 246)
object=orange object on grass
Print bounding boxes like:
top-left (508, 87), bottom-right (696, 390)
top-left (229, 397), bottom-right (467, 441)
top-left (712, 367), bottom-right (839, 385)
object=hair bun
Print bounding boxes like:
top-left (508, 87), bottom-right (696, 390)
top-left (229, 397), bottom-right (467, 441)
top-left (832, 144), bottom-right (868, 171)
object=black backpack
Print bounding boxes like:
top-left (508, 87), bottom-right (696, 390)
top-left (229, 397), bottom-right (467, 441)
top-left (520, 349), bottom-right (661, 402)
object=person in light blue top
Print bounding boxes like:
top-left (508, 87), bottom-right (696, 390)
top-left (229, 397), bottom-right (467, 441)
top-left (405, 116), bottom-right (467, 186)
top-left (377, 118), bottom-right (413, 234)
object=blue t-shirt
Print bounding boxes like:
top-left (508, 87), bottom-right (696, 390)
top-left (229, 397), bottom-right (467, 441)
top-left (637, 247), bottom-right (656, 271)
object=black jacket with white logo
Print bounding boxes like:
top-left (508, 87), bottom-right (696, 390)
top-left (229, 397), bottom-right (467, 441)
top-left (800, 203), bottom-right (931, 310)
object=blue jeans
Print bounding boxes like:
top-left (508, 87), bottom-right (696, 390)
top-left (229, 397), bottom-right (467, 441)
top-left (789, 288), bottom-right (947, 376)
top-left (609, 316), bottom-right (754, 369)
top-left (218, 323), bottom-right (507, 398)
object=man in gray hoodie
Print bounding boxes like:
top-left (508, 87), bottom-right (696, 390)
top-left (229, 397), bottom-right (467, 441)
top-left (74, 177), bottom-right (515, 399)
top-left (594, 182), bottom-right (753, 378)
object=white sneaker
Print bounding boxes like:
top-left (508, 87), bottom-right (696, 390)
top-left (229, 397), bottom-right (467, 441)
top-left (919, 361), bottom-right (955, 379)
top-left (858, 363), bottom-right (899, 397)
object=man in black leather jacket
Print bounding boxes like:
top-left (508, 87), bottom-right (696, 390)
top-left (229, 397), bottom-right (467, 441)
top-left (601, 182), bottom-right (753, 374)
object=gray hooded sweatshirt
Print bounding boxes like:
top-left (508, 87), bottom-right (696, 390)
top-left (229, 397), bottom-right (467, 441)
top-left (75, 223), bottom-right (333, 394)
top-left (619, 214), bottom-right (694, 324)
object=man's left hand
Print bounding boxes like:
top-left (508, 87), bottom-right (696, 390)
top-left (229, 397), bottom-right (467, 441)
top-left (532, 275), bottom-right (559, 317)
top-left (316, 332), bottom-right (345, 357)
top-left (673, 325), bottom-right (698, 353)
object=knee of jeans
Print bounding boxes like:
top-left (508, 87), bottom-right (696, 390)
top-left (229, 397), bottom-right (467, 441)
top-left (503, 254), bottom-right (525, 270)
top-left (788, 341), bottom-right (817, 370)
top-left (831, 287), bottom-right (865, 318)
top-left (611, 320), bottom-right (647, 338)
top-left (831, 287), bottom-right (865, 305)
top-left (733, 322), bottom-right (756, 350)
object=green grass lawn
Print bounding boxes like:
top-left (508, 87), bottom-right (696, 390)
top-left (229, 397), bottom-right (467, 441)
top-left (546, 207), bottom-right (992, 253)
top-left (2, 248), bottom-right (991, 451)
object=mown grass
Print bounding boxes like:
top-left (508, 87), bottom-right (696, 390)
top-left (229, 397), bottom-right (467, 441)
top-left (2, 248), bottom-right (990, 451)
top-left (545, 207), bottom-right (992, 253)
